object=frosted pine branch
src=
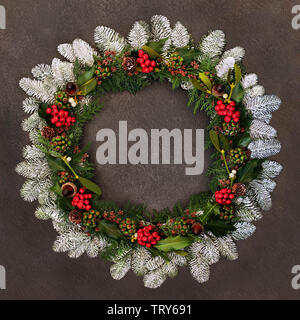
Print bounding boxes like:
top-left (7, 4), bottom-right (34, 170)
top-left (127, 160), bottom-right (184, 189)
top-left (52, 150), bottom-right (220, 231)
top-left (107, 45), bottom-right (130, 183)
top-left (22, 112), bottom-right (46, 132)
top-left (188, 237), bottom-right (220, 265)
top-left (248, 139), bottom-right (281, 159)
top-left (57, 43), bottom-right (76, 62)
top-left (167, 251), bottom-right (187, 267)
top-left (214, 236), bottom-right (238, 260)
top-left (16, 159), bottom-right (51, 180)
top-left (51, 58), bottom-right (75, 89)
top-left (222, 46), bottom-right (245, 62)
top-left (145, 256), bottom-right (165, 271)
top-left (19, 78), bottom-right (56, 104)
top-left (198, 30), bottom-right (225, 58)
top-left (128, 21), bottom-right (150, 49)
top-left (244, 95), bottom-right (281, 118)
top-left (245, 85), bottom-right (265, 97)
top-left (250, 119), bottom-right (277, 139)
top-left (241, 73), bottom-right (258, 89)
top-left (171, 21), bottom-right (190, 48)
top-left (94, 26), bottom-right (127, 54)
top-left (22, 98), bottom-right (40, 114)
top-left (20, 178), bottom-right (53, 202)
top-left (247, 183), bottom-right (272, 211)
top-left (131, 247), bottom-right (152, 276)
top-left (23, 145), bottom-right (45, 160)
top-left (188, 256), bottom-right (210, 283)
top-left (232, 222), bottom-right (256, 241)
top-left (161, 261), bottom-right (178, 278)
top-left (260, 160), bottom-right (283, 179)
top-left (72, 39), bottom-right (97, 67)
top-left (110, 253), bottom-right (131, 280)
top-left (216, 57), bottom-right (235, 79)
top-left (32, 64), bottom-right (52, 81)
top-left (150, 15), bottom-right (171, 40)
top-left (144, 269), bottom-right (167, 289)
top-left (236, 197), bottom-right (262, 222)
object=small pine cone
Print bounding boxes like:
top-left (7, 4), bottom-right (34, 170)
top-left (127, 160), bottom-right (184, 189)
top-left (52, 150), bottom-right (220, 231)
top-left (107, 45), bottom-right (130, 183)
top-left (122, 57), bottom-right (137, 72)
top-left (41, 126), bottom-right (55, 140)
top-left (232, 183), bottom-right (247, 196)
top-left (69, 210), bottom-right (82, 225)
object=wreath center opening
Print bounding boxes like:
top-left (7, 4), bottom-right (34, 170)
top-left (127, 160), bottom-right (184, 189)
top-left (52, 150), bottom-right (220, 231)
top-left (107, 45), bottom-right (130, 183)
top-left (82, 81), bottom-right (211, 211)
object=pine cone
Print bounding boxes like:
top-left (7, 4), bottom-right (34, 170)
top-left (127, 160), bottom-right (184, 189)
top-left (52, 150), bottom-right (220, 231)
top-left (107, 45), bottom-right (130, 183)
top-left (41, 126), bottom-right (55, 140)
top-left (69, 210), bottom-right (82, 225)
top-left (122, 57), bottom-right (137, 72)
top-left (232, 183), bottom-right (247, 196)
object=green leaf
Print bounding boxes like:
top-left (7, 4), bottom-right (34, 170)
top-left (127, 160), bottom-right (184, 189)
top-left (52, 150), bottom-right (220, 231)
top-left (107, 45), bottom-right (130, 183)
top-left (38, 103), bottom-right (52, 125)
top-left (237, 159), bottom-right (261, 184)
top-left (98, 220), bottom-right (123, 240)
top-left (78, 176), bottom-right (102, 195)
top-left (227, 68), bottom-right (232, 85)
top-left (231, 83), bottom-right (245, 103)
top-left (191, 79), bottom-right (206, 92)
top-left (219, 134), bottom-right (230, 151)
top-left (77, 66), bottom-right (96, 86)
top-left (154, 236), bottom-right (193, 252)
top-left (146, 39), bottom-right (167, 53)
top-left (142, 45), bottom-right (164, 60)
top-left (58, 197), bottom-right (73, 211)
top-left (234, 64), bottom-right (242, 85)
top-left (209, 130), bottom-right (221, 152)
top-left (198, 73), bottom-right (212, 90)
top-left (173, 250), bottom-right (188, 257)
top-left (205, 220), bottom-right (235, 237)
top-left (50, 182), bottom-right (62, 196)
top-left (233, 132), bottom-right (251, 148)
top-left (177, 48), bottom-right (200, 64)
top-left (79, 78), bottom-right (97, 96)
top-left (46, 155), bottom-right (66, 172)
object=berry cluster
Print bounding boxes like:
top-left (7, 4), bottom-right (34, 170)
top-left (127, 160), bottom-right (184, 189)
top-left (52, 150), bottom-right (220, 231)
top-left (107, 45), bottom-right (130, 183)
top-left (72, 188), bottom-right (92, 211)
top-left (55, 91), bottom-right (71, 109)
top-left (222, 120), bottom-right (241, 136)
top-left (119, 218), bottom-right (137, 242)
top-left (82, 210), bottom-right (101, 229)
top-left (102, 210), bottom-right (124, 224)
top-left (137, 225), bottom-right (161, 248)
top-left (215, 100), bottom-right (240, 123)
top-left (137, 50), bottom-right (156, 73)
top-left (50, 133), bottom-right (72, 153)
top-left (46, 105), bottom-right (76, 128)
top-left (215, 188), bottom-right (235, 205)
top-left (220, 206), bottom-right (235, 221)
top-left (227, 147), bottom-right (249, 166)
top-left (167, 217), bottom-right (194, 236)
top-left (58, 171), bottom-right (75, 185)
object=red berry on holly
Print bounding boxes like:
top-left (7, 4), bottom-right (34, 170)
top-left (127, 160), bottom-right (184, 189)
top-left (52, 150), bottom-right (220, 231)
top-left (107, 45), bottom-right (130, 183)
top-left (145, 60), bottom-right (151, 66)
top-left (224, 116), bottom-right (231, 123)
top-left (149, 66), bottom-right (154, 72)
top-left (140, 63), bottom-right (146, 68)
top-left (142, 54), bottom-right (149, 60)
top-left (46, 108), bottom-right (52, 114)
top-left (151, 60), bottom-right (156, 67)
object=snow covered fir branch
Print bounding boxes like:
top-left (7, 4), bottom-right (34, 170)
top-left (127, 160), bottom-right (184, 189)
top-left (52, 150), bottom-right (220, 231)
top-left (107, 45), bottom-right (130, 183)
top-left (16, 15), bottom-right (282, 288)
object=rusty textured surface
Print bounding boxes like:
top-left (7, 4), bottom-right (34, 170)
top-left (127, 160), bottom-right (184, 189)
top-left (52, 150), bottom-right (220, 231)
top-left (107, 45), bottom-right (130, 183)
top-left (0, 0), bottom-right (299, 300)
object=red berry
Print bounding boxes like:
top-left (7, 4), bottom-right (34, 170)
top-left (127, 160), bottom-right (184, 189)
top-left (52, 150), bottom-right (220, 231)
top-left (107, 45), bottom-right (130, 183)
top-left (229, 194), bottom-right (235, 199)
top-left (217, 100), bottom-right (223, 105)
top-left (86, 205), bottom-right (91, 211)
top-left (142, 54), bottom-right (149, 60)
top-left (224, 116), bottom-right (231, 123)
top-left (140, 63), bottom-right (146, 68)
top-left (226, 200), bottom-right (232, 205)
top-left (145, 60), bottom-right (151, 66)
top-left (58, 110), bottom-right (65, 117)
top-left (56, 122), bottom-right (62, 127)
top-left (46, 108), bottom-right (52, 114)
top-left (146, 243), bottom-right (151, 248)
top-left (230, 101), bottom-right (235, 107)
top-left (151, 60), bottom-right (156, 67)
top-left (220, 104), bottom-right (226, 110)
top-left (149, 66), bottom-right (154, 72)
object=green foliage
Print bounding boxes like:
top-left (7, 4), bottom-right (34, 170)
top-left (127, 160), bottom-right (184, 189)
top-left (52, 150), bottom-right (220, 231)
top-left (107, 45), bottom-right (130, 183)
top-left (79, 176), bottom-right (102, 195)
top-left (237, 159), bottom-right (262, 184)
top-left (205, 219), bottom-right (236, 237)
top-left (188, 192), bottom-right (212, 212)
top-left (98, 220), bottom-right (123, 240)
top-left (154, 236), bottom-right (193, 252)
top-left (209, 130), bottom-right (221, 152)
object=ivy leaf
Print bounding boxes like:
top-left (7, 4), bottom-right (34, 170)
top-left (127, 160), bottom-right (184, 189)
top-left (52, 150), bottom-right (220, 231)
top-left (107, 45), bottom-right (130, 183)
top-left (77, 66), bottom-right (96, 86)
top-left (237, 159), bottom-right (261, 184)
top-left (198, 73), bottom-right (212, 90)
top-left (233, 132), bottom-right (251, 148)
top-left (46, 155), bottom-right (66, 172)
top-left (219, 134), bottom-right (230, 151)
top-left (154, 236), bottom-right (193, 252)
top-left (79, 78), bottom-right (97, 96)
top-left (58, 197), bottom-right (73, 211)
top-left (98, 220), bottom-right (123, 240)
top-left (205, 220), bottom-right (236, 237)
top-left (78, 176), bottom-right (102, 195)
top-left (234, 64), bottom-right (242, 85)
top-left (146, 39), bottom-right (167, 53)
top-left (209, 130), bottom-right (221, 152)
top-left (142, 45), bottom-right (164, 60)
top-left (231, 83), bottom-right (245, 103)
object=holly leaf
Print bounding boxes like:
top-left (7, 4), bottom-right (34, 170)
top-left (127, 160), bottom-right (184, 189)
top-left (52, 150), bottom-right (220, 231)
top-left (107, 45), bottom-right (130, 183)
top-left (173, 250), bottom-right (188, 257)
top-left (98, 220), bottom-right (123, 240)
top-left (46, 155), bottom-right (66, 172)
top-left (177, 48), bottom-right (200, 64)
top-left (58, 197), bottom-right (73, 211)
top-left (79, 78), bottom-right (97, 96)
top-left (154, 236), bottom-right (193, 252)
top-left (77, 66), bottom-right (96, 86)
top-left (209, 130), bottom-right (221, 152)
top-left (38, 103), bottom-right (52, 125)
top-left (231, 83), bottom-right (245, 103)
top-left (146, 39), bottom-right (167, 53)
top-left (205, 220), bottom-right (236, 237)
top-left (237, 159), bottom-right (262, 184)
top-left (233, 132), bottom-right (251, 148)
top-left (227, 68), bottom-right (233, 85)
top-left (219, 134), bottom-right (230, 151)
top-left (198, 73), bottom-right (212, 90)
top-left (78, 176), bottom-right (102, 195)
top-left (142, 45), bottom-right (164, 60)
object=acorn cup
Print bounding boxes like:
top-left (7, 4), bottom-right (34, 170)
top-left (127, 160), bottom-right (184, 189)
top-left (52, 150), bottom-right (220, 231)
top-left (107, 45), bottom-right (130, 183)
top-left (61, 182), bottom-right (77, 198)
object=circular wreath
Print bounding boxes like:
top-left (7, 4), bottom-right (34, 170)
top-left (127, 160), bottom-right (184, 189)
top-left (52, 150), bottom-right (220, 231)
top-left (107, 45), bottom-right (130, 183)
top-left (17, 16), bottom-right (282, 288)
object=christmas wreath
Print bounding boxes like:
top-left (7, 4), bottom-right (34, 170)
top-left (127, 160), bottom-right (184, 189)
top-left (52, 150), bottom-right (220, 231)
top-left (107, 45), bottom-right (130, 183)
top-left (16, 16), bottom-right (282, 288)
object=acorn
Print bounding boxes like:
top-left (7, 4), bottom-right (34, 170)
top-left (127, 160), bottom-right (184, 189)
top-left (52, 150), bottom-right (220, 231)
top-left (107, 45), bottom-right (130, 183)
top-left (191, 222), bottom-right (204, 235)
top-left (61, 182), bottom-right (77, 197)
top-left (212, 84), bottom-right (225, 96)
top-left (65, 82), bottom-right (79, 96)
